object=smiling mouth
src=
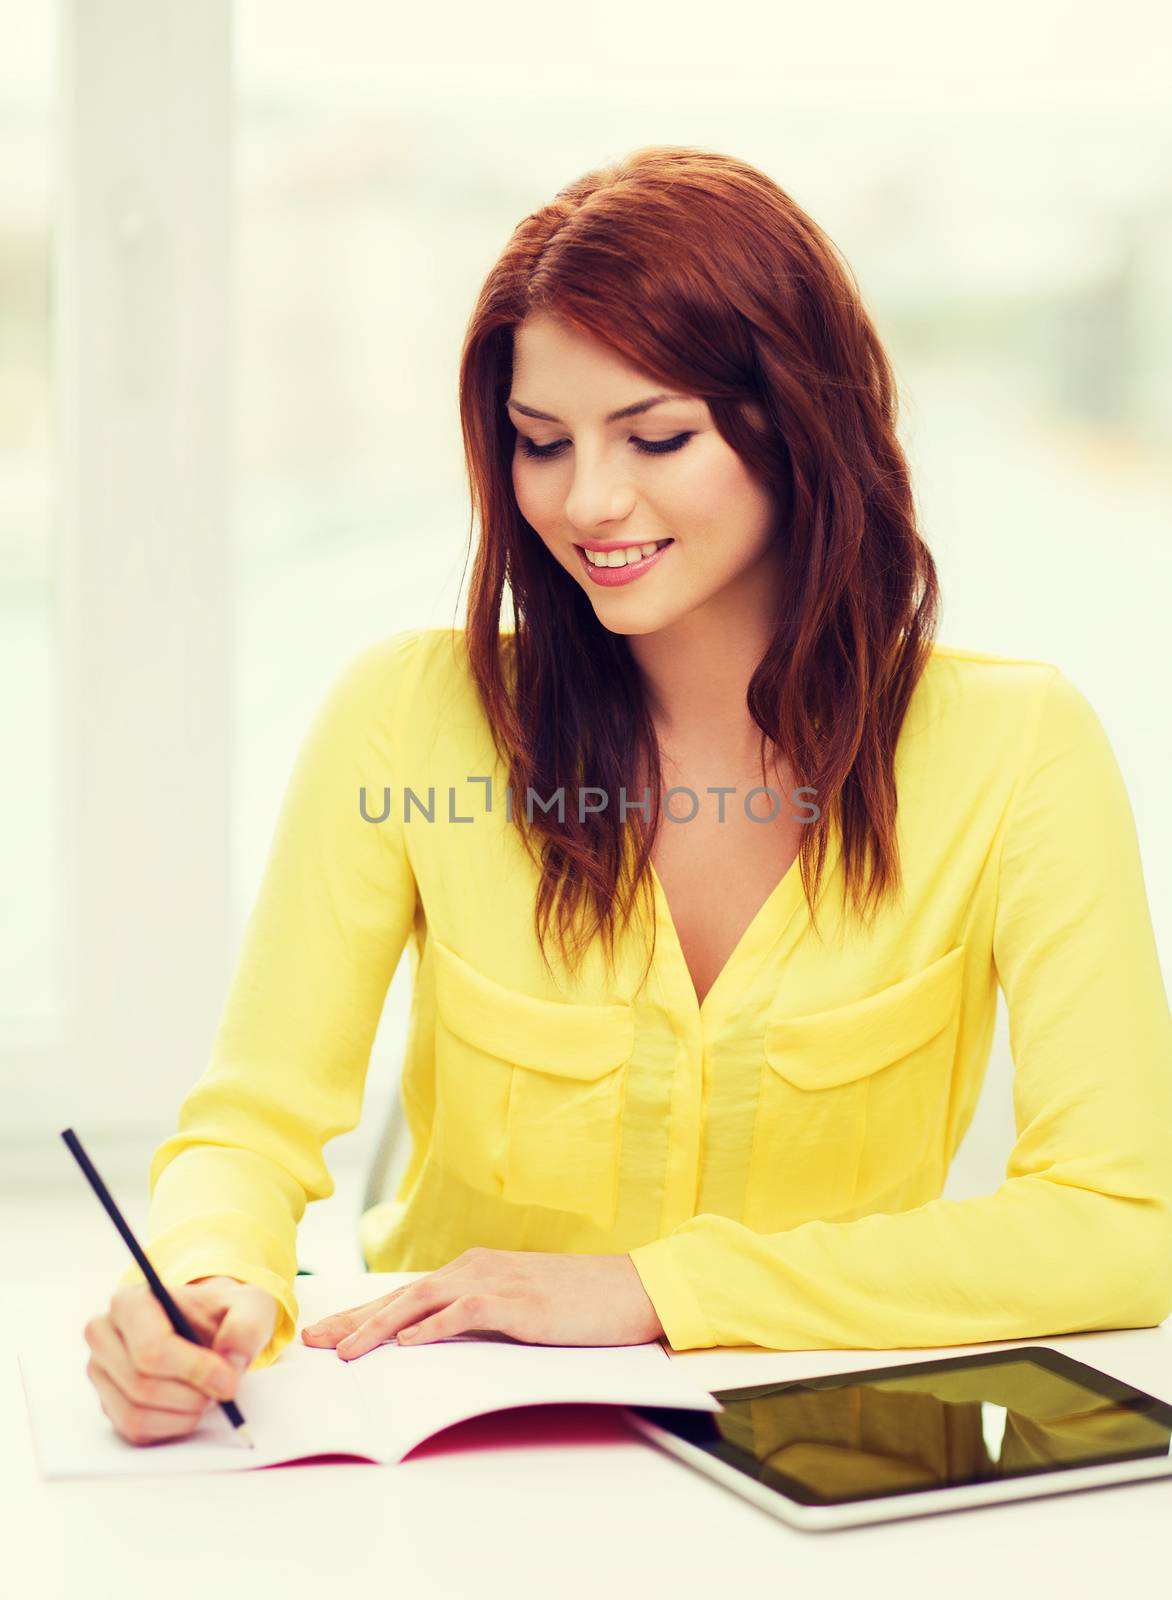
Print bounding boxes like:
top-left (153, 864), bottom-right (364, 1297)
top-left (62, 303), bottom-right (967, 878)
top-left (576, 538), bottom-right (674, 569)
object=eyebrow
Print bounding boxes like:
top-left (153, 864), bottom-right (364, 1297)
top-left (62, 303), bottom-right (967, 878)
top-left (505, 393), bottom-right (691, 425)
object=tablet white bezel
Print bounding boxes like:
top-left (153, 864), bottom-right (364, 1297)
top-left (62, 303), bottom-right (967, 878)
top-left (625, 1395), bottom-right (1172, 1531)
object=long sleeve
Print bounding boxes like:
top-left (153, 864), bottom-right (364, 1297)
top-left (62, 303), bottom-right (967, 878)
top-left (630, 667), bottom-right (1172, 1351)
top-left (118, 631), bottom-right (423, 1368)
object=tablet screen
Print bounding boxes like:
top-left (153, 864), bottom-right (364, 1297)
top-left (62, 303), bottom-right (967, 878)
top-left (634, 1347), bottom-right (1172, 1508)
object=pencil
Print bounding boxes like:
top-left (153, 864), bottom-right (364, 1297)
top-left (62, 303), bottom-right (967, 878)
top-left (60, 1127), bottom-right (255, 1449)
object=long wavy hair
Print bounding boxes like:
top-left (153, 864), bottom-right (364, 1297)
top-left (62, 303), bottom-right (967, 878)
top-left (456, 145), bottom-right (940, 985)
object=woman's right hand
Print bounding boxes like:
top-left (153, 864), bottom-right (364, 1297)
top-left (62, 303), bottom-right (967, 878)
top-left (84, 1275), bottom-right (279, 1446)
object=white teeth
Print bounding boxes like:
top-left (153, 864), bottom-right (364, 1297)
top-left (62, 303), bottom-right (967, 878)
top-left (583, 541), bottom-right (666, 568)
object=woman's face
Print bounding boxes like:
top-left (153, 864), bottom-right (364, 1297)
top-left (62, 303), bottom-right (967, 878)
top-left (509, 312), bottom-right (782, 638)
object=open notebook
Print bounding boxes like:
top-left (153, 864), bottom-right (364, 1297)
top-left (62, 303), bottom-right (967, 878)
top-left (19, 1326), bottom-right (722, 1479)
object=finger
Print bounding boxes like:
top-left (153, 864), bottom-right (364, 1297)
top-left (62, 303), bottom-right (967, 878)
top-left (396, 1293), bottom-right (516, 1347)
top-left (301, 1290), bottom-right (402, 1346)
top-left (88, 1361), bottom-right (211, 1447)
top-left (86, 1316), bottom-right (228, 1412)
top-left (302, 1256), bottom-right (474, 1344)
top-left (335, 1280), bottom-right (465, 1360)
top-left (209, 1286), bottom-right (278, 1379)
top-left (109, 1287), bottom-right (236, 1395)
top-left (163, 1281), bottom-right (232, 1343)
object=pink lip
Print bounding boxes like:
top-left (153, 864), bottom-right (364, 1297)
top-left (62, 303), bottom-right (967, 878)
top-left (575, 540), bottom-right (674, 587)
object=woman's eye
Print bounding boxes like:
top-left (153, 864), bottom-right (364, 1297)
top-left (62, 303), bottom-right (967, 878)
top-left (518, 432), bottom-right (693, 461)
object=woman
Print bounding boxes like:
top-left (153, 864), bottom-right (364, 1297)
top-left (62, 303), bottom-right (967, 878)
top-left (84, 145), bottom-right (1172, 1447)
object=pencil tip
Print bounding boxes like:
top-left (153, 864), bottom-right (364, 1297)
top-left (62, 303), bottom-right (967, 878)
top-left (236, 1424), bottom-right (256, 1449)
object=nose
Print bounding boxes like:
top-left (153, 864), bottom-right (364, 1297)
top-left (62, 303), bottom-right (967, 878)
top-left (562, 447), bottom-right (637, 534)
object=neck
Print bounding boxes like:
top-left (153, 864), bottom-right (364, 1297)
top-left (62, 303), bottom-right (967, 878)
top-left (626, 574), bottom-right (783, 778)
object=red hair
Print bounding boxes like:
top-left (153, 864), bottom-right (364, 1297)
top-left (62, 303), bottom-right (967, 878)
top-left (456, 145), bottom-right (940, 982)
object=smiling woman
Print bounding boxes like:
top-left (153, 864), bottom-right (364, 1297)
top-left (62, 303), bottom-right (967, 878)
top-left (462, 152), bottom-right (937, 986)
top-left (88, 145), bottom-right (1172, 1440)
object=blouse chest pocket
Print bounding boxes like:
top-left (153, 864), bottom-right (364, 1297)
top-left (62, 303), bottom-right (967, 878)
top-left (744, 944), bottom-right (966, 1233)
top-left (430, 939), bottom-right (635, 1228)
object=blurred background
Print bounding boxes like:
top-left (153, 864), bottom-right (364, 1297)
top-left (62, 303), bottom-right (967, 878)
top-left (2, 0), bottom-right (1170, 1282)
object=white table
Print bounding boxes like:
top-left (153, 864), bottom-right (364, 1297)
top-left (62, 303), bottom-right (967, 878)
top-left (6, 1273), bottom-right (1171, 1600)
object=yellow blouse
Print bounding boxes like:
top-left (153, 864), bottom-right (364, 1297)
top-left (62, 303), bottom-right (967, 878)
top-left (121, 628), bottom-right (1172, 1366)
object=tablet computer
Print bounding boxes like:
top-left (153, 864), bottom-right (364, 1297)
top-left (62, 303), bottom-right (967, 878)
top-left (628, 1345), bottom-right (1172, 1530)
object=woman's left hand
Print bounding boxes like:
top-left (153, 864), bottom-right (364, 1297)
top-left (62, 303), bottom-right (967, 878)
top-left (300, 1249), bottom-right (665, 1358)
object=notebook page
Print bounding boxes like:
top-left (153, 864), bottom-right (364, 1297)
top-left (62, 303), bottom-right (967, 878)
top-left (344, 1335), bottom-right (723, 1463)
top-left (18, 1331), bottom-right (370, 1478)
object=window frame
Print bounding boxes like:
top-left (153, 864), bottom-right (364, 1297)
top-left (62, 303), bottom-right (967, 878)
top-left (0, 0), bottom-right (236, 1147)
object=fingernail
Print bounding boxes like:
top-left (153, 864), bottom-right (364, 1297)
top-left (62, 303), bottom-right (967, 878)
top-left (227, 1352), bottom-right (249, 1373)
top-left (397, 1327), bottom-right (418, 1342)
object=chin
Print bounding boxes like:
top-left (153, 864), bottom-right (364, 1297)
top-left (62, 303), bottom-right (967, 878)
top-left (586, 600), bottom-right (680, 638)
